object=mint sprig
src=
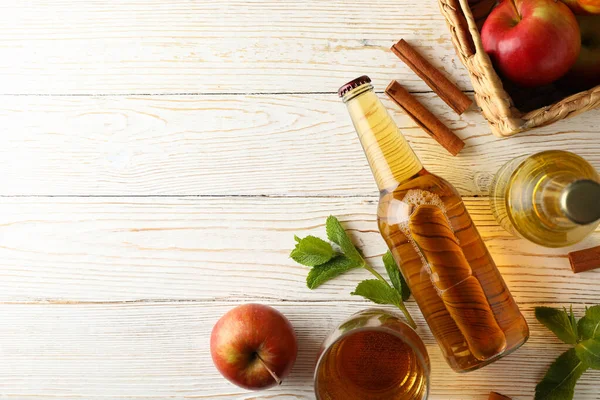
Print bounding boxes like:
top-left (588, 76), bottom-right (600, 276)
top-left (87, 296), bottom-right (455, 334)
top-left (290, 235), bottom-right (335, 267)
top-left (325, 216), bottom-right (365, 266)
top-left (306, 256), bottom-right (357, 289)
top-left (575, 339), bottom-right (600, 369)
top-left (291, 215), bottom-right (415, 328)
top-left (535, 306), bottom-right (579, 345)
top-left (383, 250), bottom-right (411, 302)
top-left (535, 305), bottom-right (600, 400)
top-left (535, 348), bottom-right (588, 400)
top-left (578, 305), bottom-right (600, 340)
top-left (352, 279), bottom-right (403, 308)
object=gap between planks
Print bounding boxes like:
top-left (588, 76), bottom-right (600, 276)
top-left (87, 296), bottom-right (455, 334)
top-left (0, 194), bottom-right (381, 199)
top-left (1, 299), bottom-right (597, 306)
top-left (0, 90), bottom-right (473, 97)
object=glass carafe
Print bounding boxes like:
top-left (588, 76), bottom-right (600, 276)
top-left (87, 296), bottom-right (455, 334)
top-left (490, 150), bottom-right (600, 247)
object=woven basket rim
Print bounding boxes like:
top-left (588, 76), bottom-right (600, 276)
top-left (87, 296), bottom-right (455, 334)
top-left (439, 0), bottom-right (600, 137)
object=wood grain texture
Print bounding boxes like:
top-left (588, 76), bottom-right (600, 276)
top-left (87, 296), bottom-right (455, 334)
top-left (0, 94), bottom-right (598, 196)
top-left (0, 196), bottom-right (597, 303)
top-left (3, 1), bottom-right (600, 398)
top-left (0, 301), bottom-right (598, 400)
top-left (0, 0), bottom-right (472, 95)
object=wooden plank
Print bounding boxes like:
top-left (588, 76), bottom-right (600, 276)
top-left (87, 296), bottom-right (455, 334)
top-left (0, 94), bottom-right (598, 196)
top-left (0, 0), bottom-right (471, 95)
top-left (0, 301), bottom-right (598, 399)
top-left (0, 196), bottom-right (597, 303)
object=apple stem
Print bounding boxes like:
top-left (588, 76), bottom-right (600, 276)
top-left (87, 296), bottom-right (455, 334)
top-left (256, 354), bottom-right (282, 385)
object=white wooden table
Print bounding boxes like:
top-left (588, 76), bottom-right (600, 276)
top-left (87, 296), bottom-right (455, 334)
top-left (1, 1), bottom-right (599, 399)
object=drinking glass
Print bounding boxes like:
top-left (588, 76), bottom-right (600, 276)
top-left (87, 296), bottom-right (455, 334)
top-left (314, 308), bottom-right (430, 400)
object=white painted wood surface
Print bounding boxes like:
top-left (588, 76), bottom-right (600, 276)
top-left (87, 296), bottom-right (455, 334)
top-left (0, 197), bottom-right (598, 304)
top-left (0, 0), bottom-right (471, 95)
top-left (0, 1), bottom-right (599, 399)
top-left (1, 95), bottom-right (598, 196)
top-left (0, 302), bottom-right (598, 400)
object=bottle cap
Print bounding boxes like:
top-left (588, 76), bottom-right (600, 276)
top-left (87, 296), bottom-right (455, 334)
top-left (338, 75), bottom-right (371, 98)
top-left (561, 179), bottom-right (600, 225)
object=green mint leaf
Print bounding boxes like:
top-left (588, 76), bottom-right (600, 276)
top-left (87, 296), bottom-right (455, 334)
top-left (578, 305), bottom-right (600, 340)
top-left (535, 348), bottom-right (588, 400)
top-left (294, 235), bottom-right (302, 243)
top-left (575, 339), bottom-right (600, 369)
top-left (325, 216), bottom-right (364, 266)
top-left (383, 250), bottom-right (411, 301)
top-left (306, 256), bottom-right (360, 289)
top-left (568, 306), bottom-right (578, 340)
top-left (351, 279), bottom-right (401, 307)
top-left (535, 306), bottom-right (579, 345)
top-left (290, 235), bottom-right (336, 267)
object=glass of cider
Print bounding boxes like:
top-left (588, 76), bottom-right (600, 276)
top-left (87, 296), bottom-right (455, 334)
top-left (314, 309), bottom-right (430, 400)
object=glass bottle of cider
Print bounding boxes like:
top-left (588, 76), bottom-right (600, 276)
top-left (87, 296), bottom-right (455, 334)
top-left (490, 150), bottom-right (600, 248)
top-left (339, 76), bottom-right (529, 373)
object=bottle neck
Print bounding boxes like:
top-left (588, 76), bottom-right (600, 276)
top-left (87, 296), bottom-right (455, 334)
top-left (538, 176), bottom-right (600, 227)
top-left (344, 84), bottom-right (423, 192)
top-left (535, 173), bottom-right (581, 229)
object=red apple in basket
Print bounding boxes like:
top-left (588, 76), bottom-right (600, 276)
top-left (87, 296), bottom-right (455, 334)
top-left (562, 0), bottom-right (591, 14)
top-left (481, 0), bottom-right (581, 87)
top-left (564, 16), bottom-right (600, 89)
top-left (211, 304), bottom-right (298, 390)
top-left (577, 0), bottom-right (600, 13)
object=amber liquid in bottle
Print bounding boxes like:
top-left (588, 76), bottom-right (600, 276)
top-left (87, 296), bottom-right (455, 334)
top-left (341, 76), bottom-right (529, 372)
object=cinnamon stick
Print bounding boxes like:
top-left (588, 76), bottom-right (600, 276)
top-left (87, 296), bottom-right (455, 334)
top-left (391, 39), bottom-right (473, 114)
top-left (489, 392), bottom-right (511, 400)
top-left (569, 245), bottom-right (600, 273)
top-left (385, 80), bottom-right (465, 156)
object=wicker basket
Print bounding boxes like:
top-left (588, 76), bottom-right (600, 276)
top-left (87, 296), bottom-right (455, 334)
top-left (439, 0), bottom-right (600, 137)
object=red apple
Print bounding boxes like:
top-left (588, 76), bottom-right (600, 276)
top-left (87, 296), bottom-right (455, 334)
top-left (577, 0), bottom-right (600, 13)
top-left (562, 0), bottom-right (591, 14)
top-left (565, 16), bottom-right (600, 89)
top-left (481, 0), bottom-right (581, 87)
top-left (210, 304), bottom-right (298, 390)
